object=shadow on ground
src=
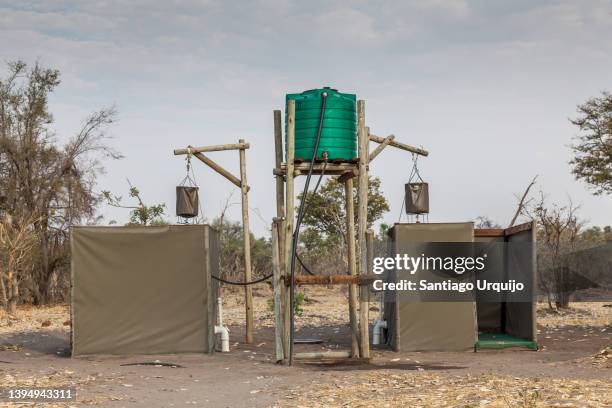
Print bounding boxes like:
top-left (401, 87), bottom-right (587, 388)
top-left (1, 329), bottom-right (71, 357)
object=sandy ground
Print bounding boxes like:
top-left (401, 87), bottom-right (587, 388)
top-left (0, 288), bottom-right (610, 407)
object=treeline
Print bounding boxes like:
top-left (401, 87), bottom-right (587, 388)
top-left (1, 61), bottom-right (610, 313)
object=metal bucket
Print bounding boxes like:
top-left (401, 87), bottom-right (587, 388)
top-left (405, 182), bottom-right (429, 214)
top-left (176, 186), bottom-right (199, 218)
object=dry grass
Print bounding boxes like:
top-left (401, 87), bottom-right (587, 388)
top-left (0, 304), bottom-right (69, 335)
top-left (273, 371), bottom-right (612, 408)
top-left (222, 286), bottom-right (358, 329)
top-left (536, 302), bottom-right (611, 329)
top-left (0, 370), bottom-right (114, 407)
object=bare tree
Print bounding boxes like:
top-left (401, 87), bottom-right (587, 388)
top-left (526, 193), bottom-right (582, 309)
top-left (508, 175), bottom-right (538, 227)
top-left (0, 60), bottom-right (120, 304)
top-left (475, 216), bottom-right (501, 229)
top-left (0, 214), bottom-right (39, 315)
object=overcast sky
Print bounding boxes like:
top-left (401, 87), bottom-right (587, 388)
top-left (1, 0), bottom-right (610, 236)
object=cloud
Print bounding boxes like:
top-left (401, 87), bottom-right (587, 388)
top-left (0, 0), bottom-right (610, 232)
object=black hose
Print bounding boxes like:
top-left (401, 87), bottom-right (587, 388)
top-left (289, 92), bottom-right (327, 365)
top-left (211, 274), bottom-right (272, 285)
top-left (296, 253), bottom-right (315, 276)
top-left (294, 160), bottom-right (328, 277)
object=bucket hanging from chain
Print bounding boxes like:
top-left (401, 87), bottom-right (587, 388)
top-left (405, 153), bottom-right (429, 215)
top-left (405, 182), bottom-right (429, 214)
top-left (176, 186), bottom-right (199, 218)
top-left (176, 149), bottom-right (200, 218)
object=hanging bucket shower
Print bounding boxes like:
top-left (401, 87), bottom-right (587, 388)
top-left (404, 153), bottom-right (429, 216)
top-left (405, 182), bottom-right (429, 214)
top-left (176, 149), bottom-right (200, 219)
top-left (176, 186), bottom-right (199, 218)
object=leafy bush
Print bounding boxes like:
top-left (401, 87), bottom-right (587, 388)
top-left (267, 291), bottom-right (305, 316)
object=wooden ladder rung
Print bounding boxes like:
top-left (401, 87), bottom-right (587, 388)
top-left (294, 351), bottom-right (351, 360)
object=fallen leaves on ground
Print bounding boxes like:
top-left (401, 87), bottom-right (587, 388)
top-left (574, 346), bottom-right (612, 369)
top-left (537, 303), bottom-right (611, 329)
top-left (0, 305), bottom-right (69, 334)
top-left (273, 371), bottom-right (612, 408)
top-left (0, 369), bottom-right (117, 407)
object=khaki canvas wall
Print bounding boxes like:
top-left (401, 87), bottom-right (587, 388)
top-left (71, 225), bottom-right (218, 356)
top-left (385, 223), bottom-right (477, 351)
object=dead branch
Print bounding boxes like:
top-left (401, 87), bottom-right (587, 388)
top-left (508, 175), bottom-right (538, 227)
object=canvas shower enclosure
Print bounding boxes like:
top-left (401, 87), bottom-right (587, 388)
top-left (71, 225), bottom-right (219, 356)
top-left (383, 223), bottom-right (478, 351)
top-left (383, 222), bottom-right (537, 351)
top-left (474, 222), bottom-right (537, 350)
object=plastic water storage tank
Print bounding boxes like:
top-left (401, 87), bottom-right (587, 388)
top-left (286, 87), bottom-right (357, 161)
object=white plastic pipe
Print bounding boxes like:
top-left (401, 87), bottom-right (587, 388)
top-left (372, 319), bottom-right (387, 345)
top-left (215, 325), bottom-right (230, 352)
top-left (372, 286), bottom-right (387, 346)
top-left (215, 297), bottom-right (230, 352)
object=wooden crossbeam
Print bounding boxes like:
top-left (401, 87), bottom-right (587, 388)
top-left (474, 223), bottom-right (533, 238)
top-left (337, 170), bottom-right (358, 183)
top-left (274, 164), bottom-right (360, 177)
top-left (504, 222), bottom-right (533, 237)
top-left (173, 142), bottom-right (249, 155)
top-left (370, 134), bottom-right (428, 157)
top-left (191, 152), bottom-right (248, 191)
top-left (368, 134), bottom-right (395, 162)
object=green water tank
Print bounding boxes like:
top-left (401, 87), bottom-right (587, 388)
top-left (286, 87), bottom-right (357, 161)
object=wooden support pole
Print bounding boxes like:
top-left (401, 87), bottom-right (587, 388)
top-left (274, 110), bottom-right (285, 227)
top-left (173, 142), bottom-right (249, 155)
top-left (191, 151), bottom-right (246, 190)
top-left (369, 134), bottom-right (429, 157)
top-left (345, 177), bottom-right (360, 358)
top-left (239, 139), bottom-right (254, 344)
top-left (366, 229), bottom-right (374, 279)
top-left (368, 134), bottom-right (395, 162)
top-left (357, 101), bottom-right (370, 359)
top-left (273, 110), bottom-right (288, 360)
top-left (271, 219), bottom-right (284, 362)
top-left (285, 100), bottom-right (296, 361)
top-left (365, 228), bottom-right (374, 350)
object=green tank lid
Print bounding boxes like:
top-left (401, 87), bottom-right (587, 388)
top-left (286, 87), bottom-right (357, 161)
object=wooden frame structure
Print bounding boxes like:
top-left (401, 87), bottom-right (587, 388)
top-left (173, 141), bottom-right (255, 344)
top-left (271, 99), bottom-right (428, 363)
